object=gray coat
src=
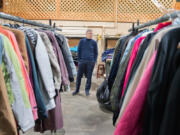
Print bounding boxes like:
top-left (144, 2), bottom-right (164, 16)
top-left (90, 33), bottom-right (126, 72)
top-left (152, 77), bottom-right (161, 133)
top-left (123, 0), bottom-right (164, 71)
top-left (55, 34), bottom-right (77, 77)
top-left (34, 31), bottom-right (56, 110)
top-left (39, 32), bottom-right (62, 90)
top-left (35, 31), bottom-right (56, 99)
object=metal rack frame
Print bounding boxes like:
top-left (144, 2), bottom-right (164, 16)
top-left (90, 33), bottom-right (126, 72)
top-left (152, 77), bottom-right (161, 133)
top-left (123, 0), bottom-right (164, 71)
top-left (0, 12), bottom-right (62, 31)
top-left (129, 11), bottom-right (180, 32)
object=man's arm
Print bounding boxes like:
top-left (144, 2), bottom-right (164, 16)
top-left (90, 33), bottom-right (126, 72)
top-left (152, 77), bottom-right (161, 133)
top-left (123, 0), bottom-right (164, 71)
top-left (94, 41), bottom-right (98, 62)
top-left (77, 40), bottom-right (82, 62)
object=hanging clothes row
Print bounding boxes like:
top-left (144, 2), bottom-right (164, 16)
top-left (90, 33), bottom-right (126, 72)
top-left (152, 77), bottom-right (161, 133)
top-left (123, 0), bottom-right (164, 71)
top-left (0, 23), bottom-right (77, 135)
top-left (97, 15), bottom-right (180, 135)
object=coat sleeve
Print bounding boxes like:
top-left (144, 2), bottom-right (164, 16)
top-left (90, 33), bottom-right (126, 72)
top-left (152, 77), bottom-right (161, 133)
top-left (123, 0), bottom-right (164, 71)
top-left (78, 40), bottom-right (82, 62)
top-left (94, 41), bottom-right (98, 62)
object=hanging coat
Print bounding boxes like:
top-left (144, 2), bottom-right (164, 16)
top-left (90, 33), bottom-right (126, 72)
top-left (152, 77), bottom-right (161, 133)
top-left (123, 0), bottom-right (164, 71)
top-left (143, 27), bottom-right (180, 135)
top-left (0, 37), bottom-right (18, 135)
top-left (45, 31), bottom-right (70, 86)
top-left (118, 26), bottom-right (176, 122)
top-left (33, 31), bottom-right (56, 110)
top-left (114, 51), bottom-right (157, 135)
top-left (55, 34), bottom-right (75, 82)
top-left (39, 32), bottom-right (62, 90)
top-left (3, 26), bottom-right (30, 73)
top-left (25, 36), bottom-right (47, 119)
top-left (0, 27), bottom-right (38, 120)
top-left (1, 34), bottom-right (35, 132)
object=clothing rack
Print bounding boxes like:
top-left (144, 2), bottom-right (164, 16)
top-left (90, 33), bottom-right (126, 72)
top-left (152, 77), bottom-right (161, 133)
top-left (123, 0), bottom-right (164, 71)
top-left (128, 11), bottom-right (180, 32)
top-left (0, 12), bottom-right (62, 31)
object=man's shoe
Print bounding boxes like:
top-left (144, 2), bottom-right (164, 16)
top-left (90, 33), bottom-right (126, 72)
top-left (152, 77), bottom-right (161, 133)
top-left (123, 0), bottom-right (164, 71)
top-left (86, 92), bottom-right (90, 96)
top-left (72, 91), bottom-right (79, 96)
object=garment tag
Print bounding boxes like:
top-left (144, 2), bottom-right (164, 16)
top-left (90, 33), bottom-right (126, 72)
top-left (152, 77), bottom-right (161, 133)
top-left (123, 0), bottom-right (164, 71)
top-left (177, 42), bottom-right (180, 49)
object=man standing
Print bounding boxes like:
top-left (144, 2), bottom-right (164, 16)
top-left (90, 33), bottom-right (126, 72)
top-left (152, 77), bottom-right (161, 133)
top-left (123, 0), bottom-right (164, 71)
top-left (72, 29), bottom-right (98, 96)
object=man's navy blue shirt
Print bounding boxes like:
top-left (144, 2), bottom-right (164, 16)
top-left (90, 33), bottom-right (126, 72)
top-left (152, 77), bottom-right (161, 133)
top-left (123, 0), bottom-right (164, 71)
top-left (78, 38), bottom-right (98, 62)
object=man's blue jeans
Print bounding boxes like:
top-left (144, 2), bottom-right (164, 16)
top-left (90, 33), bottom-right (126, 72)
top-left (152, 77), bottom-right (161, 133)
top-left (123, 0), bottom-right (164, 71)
top-left (75, 61), bottom-right (95, 94)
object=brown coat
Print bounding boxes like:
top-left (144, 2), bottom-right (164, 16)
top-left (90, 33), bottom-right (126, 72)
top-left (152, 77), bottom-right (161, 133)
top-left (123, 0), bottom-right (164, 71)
top-left (3, 26), bottom-right (29, 73)
top-left (0, 67), bottom-right (18, 135)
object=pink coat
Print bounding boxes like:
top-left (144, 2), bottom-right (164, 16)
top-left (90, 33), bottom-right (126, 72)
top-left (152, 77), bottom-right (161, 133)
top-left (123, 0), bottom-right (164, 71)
top-left (114, 51), bottom-right (157, 135)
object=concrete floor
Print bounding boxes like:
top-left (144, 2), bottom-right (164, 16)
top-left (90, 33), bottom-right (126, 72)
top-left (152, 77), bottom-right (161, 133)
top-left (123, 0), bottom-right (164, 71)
top-left (21, 72), bottom-right (114, 135)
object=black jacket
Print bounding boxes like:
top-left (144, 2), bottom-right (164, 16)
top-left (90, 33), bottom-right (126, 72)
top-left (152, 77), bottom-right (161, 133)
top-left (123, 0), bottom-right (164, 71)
top-left (55, 34), bottom-right (74, 82)
top-left (159, 62), bottom-right (180, 135)
top-left (143, 27), bottom-right (180, 135)
top-left (108, 35), bottom-right (131, 91)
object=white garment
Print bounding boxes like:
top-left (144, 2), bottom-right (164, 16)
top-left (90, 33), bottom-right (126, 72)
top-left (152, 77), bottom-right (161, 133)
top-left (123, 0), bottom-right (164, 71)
top-left (39, 32), bottom-right (62, 90)
top-left (35, 31), bottom-right (56, 99)
top-left (35, 31), bottom-right (56, 110)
